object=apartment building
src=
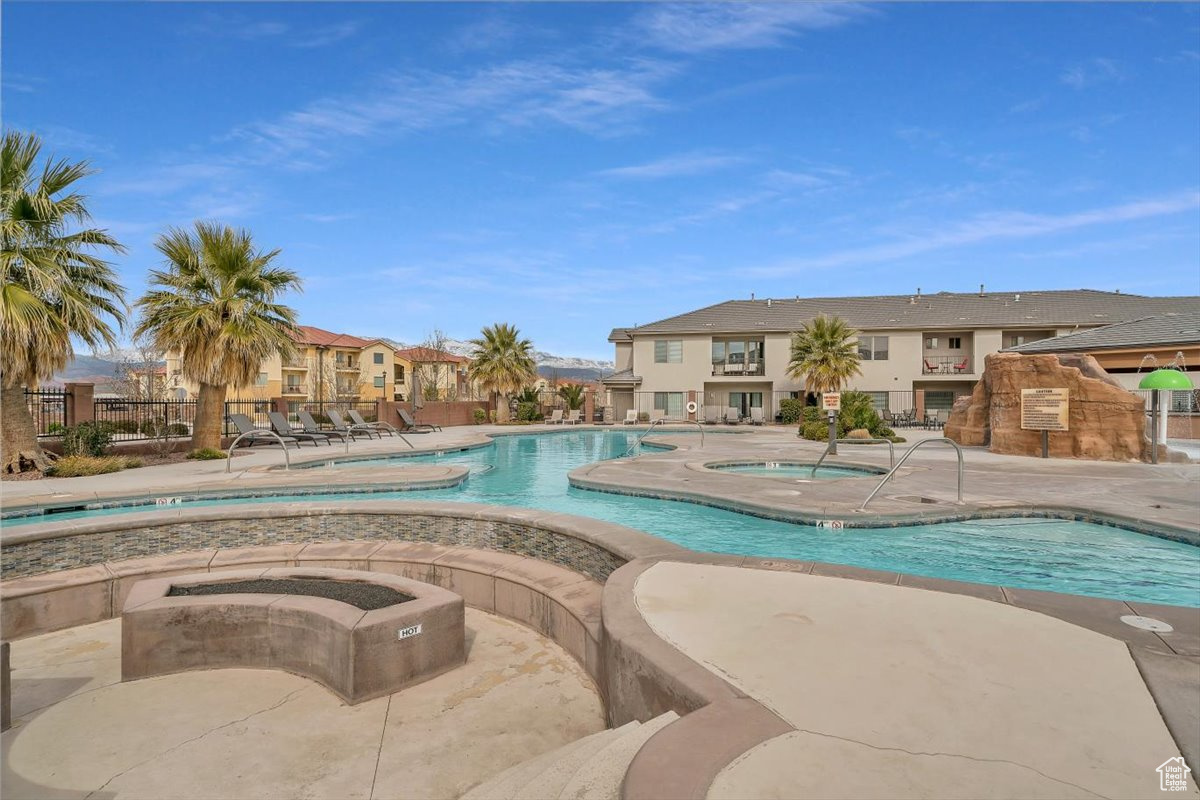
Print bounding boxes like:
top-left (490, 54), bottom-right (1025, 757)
top-left (165, 327), bottom-right (475, 407)
top-left (604, 289), bottom-right (1198, 420)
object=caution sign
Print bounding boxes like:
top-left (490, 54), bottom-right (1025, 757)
top-left (1021, 388), bottom-right (1069, 432)
top-left (821, 393), bottom-right (841, 412)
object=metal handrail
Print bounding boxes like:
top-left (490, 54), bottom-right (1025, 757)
top-left (811, 438), bottom-right (895, 477)
top-left (226, 430), bottom-right (291, 472)
top-left (624, 418), bottom-right (705, 457)
top-left (858, 437), bottom-right (964, 510)
top-left (345, 422), bottom-right (413, 452)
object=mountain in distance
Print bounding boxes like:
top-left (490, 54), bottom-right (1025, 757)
top-left (382, 338), bottom-right (614, 381)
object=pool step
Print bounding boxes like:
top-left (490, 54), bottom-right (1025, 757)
top-left (461, 712), bottom-right (679, 800)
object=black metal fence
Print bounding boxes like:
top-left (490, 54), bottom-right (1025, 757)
top-left (297, 400), bottom-right (378, 424)
top-left (24, 388), bottom-right (70, 437)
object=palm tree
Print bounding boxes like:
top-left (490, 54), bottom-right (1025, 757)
top-left (786, 314), bottom-right (862, 394)
top-left (135, 222), bottom-right (301, 451)
top-left (558, 383), bottom-right (585, 411)
top-left (467, 323), bottom-right (537, 422)
top-left (1, 131), bottom-right (126, 473)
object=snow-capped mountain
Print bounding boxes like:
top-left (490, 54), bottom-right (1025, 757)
top-left (384, 338), bottom-right (614, 379)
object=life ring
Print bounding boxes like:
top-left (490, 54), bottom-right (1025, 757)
top-left (686, 400), bottom-right (698, 414)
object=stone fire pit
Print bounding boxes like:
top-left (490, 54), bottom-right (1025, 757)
top-left (121, 567), bottom-right (465, 704)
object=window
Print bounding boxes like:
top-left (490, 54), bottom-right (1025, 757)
top-left (924, 337), bottom-right (938, 349)
top-left (254, 372), bottom-right (268, 386)
top-left (857, 336), bottom-right (889, 361)
top-left (711, 341), bottom-right (725, 366)
top-left (948, 337), bottom-right (962, 350)
top-left (728, 392), bottom-right (763, 418)
top-left (653, 392), bottom-right (684, 417)
top-left (712, 339), bottom-right (764, 373)
top-left (654, 340), bottom-right (682, 363)
top-left (925, 391), bottom-right (956, 410)
top-left (395, 365), bottom-right (406, 383)
top-left (1007, 335), bottom-right (1027, 348)
top-left (373, 352), bottom-right (384, 365)
top-left (373, 376), bottom-right (385, 388)
top-left (865, 391), bottom-right (888, 412)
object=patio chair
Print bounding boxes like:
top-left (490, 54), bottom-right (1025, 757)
top-left (749, 407), bottom-right (764, 425)
top-left (297, 410), bottom-right (348, 444)
top-left (725, 407), bottom-right (741, 424)
top-left (545, 409), bottom-right (564, 425)
top-left (622, 410), bottom-right (638, 425)
top-left (396, 407), bottom-right (439, 432)
top-left (650, 409), bottom-right (667, 423)
top-left (268, 411), bottom-right (330, 447)
top-left (228, 413), bottom-right (298, 448)
top-left (565, 409), bottom-right (583, 425)
top-left (953, 357), bottom-right (969, 374)
top-left (704, 406), bottom-right (720, 425)
top-left (328, 409), bottom-right (380, 439)
top-left (935, 409), bottom-right (950, 428)
top-left (347, 409), bottom-right (398, 437)
top-left (900, 409), bottom-right (916, 428)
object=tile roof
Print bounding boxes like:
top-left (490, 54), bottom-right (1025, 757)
top-left (394, 346), bottom-right (470, 364)
top-left (293, 325), bottom-right (373, 348)
top-left (1004, 311), bottom-right (1200, 354)
top-left (608, 328), bottom-right (633, 342)
top-left (622, 290), bottom-right (1200, 336)
top-left (601, 368), bottom-right (642, 385)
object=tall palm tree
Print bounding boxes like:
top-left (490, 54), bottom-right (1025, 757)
top-left (467, 323), bottom-right (536, 422)
top-left (135, 222), bottom-right (301, 451)
top-left (1, 131), bottom-right (126, 473)
top-left (558, 383), bottom-right (585, 411)
top-left (786, 314), bottom-right (862, 394)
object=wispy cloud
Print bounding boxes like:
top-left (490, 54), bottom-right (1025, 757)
top-left (634, 3), bottom-right (869, 53)
top-left (1060, 57), bottom-right (1123, 89)
top-left (300, 212), bottom-right (356, 224)
top-left (747, 191), bottom-right (1200, 275)
top-left (293, 22), bottom-right (361, 49)
top-left (186, 15), bottom-right (359, 48)
top-left (594, 151), bottom-right (744, 180)
top-left (230, 58), bottom-right (676, 166)
top-left (445, 16), bottom-right (523, 54)
top-left (2, 71), bottom-right (43, 94)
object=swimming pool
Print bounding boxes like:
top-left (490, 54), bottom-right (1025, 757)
top-left (6, 431), bottom-right (1199, 606)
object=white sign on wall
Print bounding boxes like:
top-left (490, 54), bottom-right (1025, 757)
top-left (821, 393), bottom-right (842, 412)
top-left (397, 624), bottom-right (423, 641)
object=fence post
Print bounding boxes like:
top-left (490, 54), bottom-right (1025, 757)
top-left (63, 382), bottom-right (94, 427)
top-left (915, 389), bottom-right (926, 424)
top-left (584, 390), bottom-right (595, 424)
top-left (272, 396), bottom-right (288, 416)
top-left (376, 396), bottom-right (388, 425)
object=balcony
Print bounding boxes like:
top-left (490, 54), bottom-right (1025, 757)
top-left (921, 356), bottom-right (972, 375)
top-left (711, 363), bottom-right (766, 377)
top-left (283, 385), bottom-right (306, 395)
top-left (282, 358), bottom-right (308, 370)
top-left (335, 361), bottom-right (357, 372)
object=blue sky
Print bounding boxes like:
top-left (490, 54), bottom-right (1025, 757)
top-left (5, 2), bottom-right (1199, 360)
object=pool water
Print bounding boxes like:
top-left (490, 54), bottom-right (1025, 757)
top-left (7, 431), bottom-right (1199, 607)
top-left (712, 463), bottom-right (881, 479)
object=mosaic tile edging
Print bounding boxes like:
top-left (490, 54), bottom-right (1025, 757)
top-left (1, 511), bottom-right (628, 582)
top-left (567, 474), bottom-right (1200, 546)
top-left (699, 459), bottom-right (889, 476)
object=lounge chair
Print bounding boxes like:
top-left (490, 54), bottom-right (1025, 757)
top-left (268, 411), bottom-right (331, 446)
top-left (545, 409), bottom-right (564, 425)
top-left (565, 409), bottom-right (582, 425)
top-left (622, 410), bottom-right (638, 425)
top-left (229, 413), bottom-right (298, 448)
top-left (347, 409), bottom-right (398, 437)
top-left (749, 407), bottom-right (764, 425)
top-left (725, 407), bottom-right (741, 424)
top-left (297, 410), bottom-right (348, 443)
top-left (396, 407), bottom-right (439, 433)
top-left (328, 409), bottom-right (380, 439)
top-left (650, 409), bottom-right (666, 423)
top-left (703, 406), bottom-right (720, 425)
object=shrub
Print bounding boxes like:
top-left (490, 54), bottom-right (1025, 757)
top-left (838, 391), bottom-right (880, 436)
top-left (187, 447), bottom-right (228, 460)
top-left (45, 455), bottom-right (139, 477)
top-left (779, 398), bottom-right (806, 425)
top-left (472, 408), bottom-right (488, 425)
top-left (802, 406), bottom-right (823, 424)
top-left (515, 401), bottom-right (542, 422)
top-left (139, 419), bottom-right (189, 437)
top-left (106, 419), bottom-right (140, 434)
top-left (61, 422), bottom-right (113, 456)
top-left (846, 428), bottom-right (872, 440)
top-left (46, 422), bottom-right (66, 436)
top-left (800, 420), bottom-right (830, 441)
top-left (638, 412), bottom-right (650, 423)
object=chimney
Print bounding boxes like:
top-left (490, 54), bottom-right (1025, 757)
top-left (767, 298), bottom-right (772, 307)
top-left (751, 292), bottom-right (755, 301)
top-left (1014, 293), bottom-right (1021, 302)
top-left (979, 284), bottom-right (985, 296)
top-left (916, 287), bottom-right (922, 298)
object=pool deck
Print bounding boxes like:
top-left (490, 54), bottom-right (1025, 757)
top-left (2, 423), bottom-right (1198, 798)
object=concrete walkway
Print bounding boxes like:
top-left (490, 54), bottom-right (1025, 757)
top-left (1, 610), bottom-right (604, 799)
top-left (634, 561), bottom-right (1198, 799)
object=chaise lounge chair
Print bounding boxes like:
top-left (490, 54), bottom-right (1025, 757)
top-left (396, 407), bottom-right (440, 432)
top-left (650, 409), bottom-right (666, 423)
top-left (297, 409), bottom-right (348, 443)
top-left (725, 407), bottom-right (741, 424)
top-left (545, 409), bottom-right (564, 425)
top-left (229, 413), bottom-right (298, 448)
top-left (347, 409), bottom-right (398, 437)
top-left (565, 409), bottom-right (582, 425)
top-left (704, 407), bottom-right (720, 425)
top-left (328, 409), bottom-right (380, 439)
top-left (268, 411), bottom-right (331, 446)
top-left (749, 407), bottom-right (764, 425)
top-left (622, 410), bottom-right (638, 425)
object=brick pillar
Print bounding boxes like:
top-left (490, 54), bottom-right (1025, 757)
top-left (687, 390), bottom-right (697, 422)
top-left (63, 382), bottom-right (94, 427)
top-left (272, 396), bottom-right (288, 416)
top-left (584, 391), bottom-right (595, 424)
top-left (915, 389), bottom-right (926, 424)
top-left (376, 397), bottom-right (389, 425)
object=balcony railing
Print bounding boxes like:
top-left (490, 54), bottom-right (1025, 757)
top-left (921, 356), bottom-right (972, 375)
top-left (282, 359), bottom-right (308, 369)
top-left (711, 363), bottom-right (766, 377)
top-left (283, 385), bottom-right (306, 395)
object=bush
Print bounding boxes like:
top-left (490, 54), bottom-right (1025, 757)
top-left (802, 406), bottom-right (823, 424)
top-left (472, 408), bottom-right (488, 424)
top-left (61, 422), bottom-right (113, 456)
top-left (139, 419), bottom-right (189, 437)
top-left (800, 420), bottom-right (830, 441)
top-left (45, 455), bottom-right (139, 477)
top-left (105, 419), bottom-right (140, 434)
top-left (515, 401), bottom-right (542, 422)
top-left (46, 422), bottom-right (66, 436)
top-left (187, 447), bottom-right (228, 460)
top-left (779, 399), bottom-right (806, 425)
top-left (638, 412), bottom-right (650, 423)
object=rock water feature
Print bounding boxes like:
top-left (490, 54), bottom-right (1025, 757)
top-left (945, 353), bottom-right (1150, 461)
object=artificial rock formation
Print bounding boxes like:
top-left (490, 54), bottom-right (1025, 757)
top-left (945, 353), bottom-right (1150, 462)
